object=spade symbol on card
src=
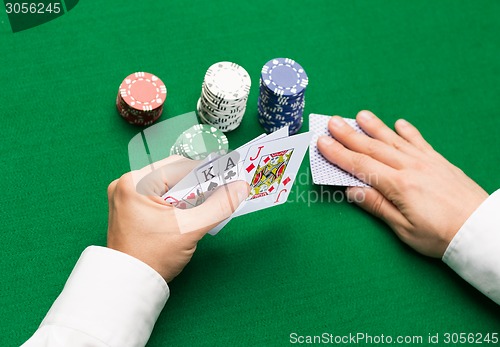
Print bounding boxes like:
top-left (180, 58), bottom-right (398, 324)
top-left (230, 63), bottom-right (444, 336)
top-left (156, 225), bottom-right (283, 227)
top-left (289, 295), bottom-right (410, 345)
top-left (207, 181), bottom-right (219, 191)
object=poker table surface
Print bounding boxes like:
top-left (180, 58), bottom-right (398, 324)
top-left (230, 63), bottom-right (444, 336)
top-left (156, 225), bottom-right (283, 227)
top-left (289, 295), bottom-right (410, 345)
top-left (2, 1), bottom-right (500, 346)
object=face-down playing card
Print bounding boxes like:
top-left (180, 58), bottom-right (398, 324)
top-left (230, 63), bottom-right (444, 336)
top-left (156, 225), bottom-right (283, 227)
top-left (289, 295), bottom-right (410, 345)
top-left (309, 113), bottom-right (369, 187)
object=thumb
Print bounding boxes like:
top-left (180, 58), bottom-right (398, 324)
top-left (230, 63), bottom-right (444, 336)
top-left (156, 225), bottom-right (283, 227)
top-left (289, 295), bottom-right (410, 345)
top-left (346, 187), bottom-right (409, 229)
top-left (176, 181), bottom-right (250, 235)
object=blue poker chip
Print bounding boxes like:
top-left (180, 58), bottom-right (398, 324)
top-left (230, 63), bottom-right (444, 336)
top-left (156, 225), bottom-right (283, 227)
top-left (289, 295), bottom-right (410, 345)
top-left (257, 57), bottom-right (308, 135)
top-left (260, 58), bottom-right (308, 97)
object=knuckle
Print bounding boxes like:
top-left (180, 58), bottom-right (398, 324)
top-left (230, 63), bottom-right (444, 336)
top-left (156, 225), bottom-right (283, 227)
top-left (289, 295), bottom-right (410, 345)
top-left (409, 157), bottom-right (433, 172)
top-left (343, 125), bottom-right (357, 138)
top-left (391, 174), bottom-right (406, 189)
top-left (352, 153), bottom-right (369, 170)
top-left (107, 180), bottom-right (117, 197)
top-left (393, 225), bottom-right (413, 244)
top-left (391, 140), bottom-right (405, 151)
top-left (320, 141), bottom-right (344, 164)
top-left (392, 173), bottom-right (417, 193)
top-left (115, 172), bottom-right (134, 195)
top-left (370, 193), bottom-right (386, 218)
top-left (329, 143), bottom-right (344, 157)
top-left (364, 140), bottom-right (381, 157)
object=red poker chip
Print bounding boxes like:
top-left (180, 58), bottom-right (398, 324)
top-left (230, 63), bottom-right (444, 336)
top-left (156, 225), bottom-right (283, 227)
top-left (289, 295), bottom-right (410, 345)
top-left (119, 72), bottom-right (166, 111)
top-left (116, 72), bottom-right (167, 126)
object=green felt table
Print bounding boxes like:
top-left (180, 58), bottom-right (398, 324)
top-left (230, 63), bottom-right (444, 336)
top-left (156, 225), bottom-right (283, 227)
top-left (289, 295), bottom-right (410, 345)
top-left (2, 1), bottom-right (500, 346)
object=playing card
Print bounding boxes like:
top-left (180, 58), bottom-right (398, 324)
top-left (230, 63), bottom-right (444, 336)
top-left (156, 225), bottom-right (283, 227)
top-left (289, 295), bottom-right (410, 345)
top-left (234, 126), bottom-right (289, 163)
top-left (195, 150), bottom-right (241, 201)
top-left (196, 158), bottom-right (223, 193)
top-left (231, 126), bottom-right (291, 179)
top-left (206, 127), bottom-right (295, 235)
top-left (309, 113), bottom-right (369, 187)
top-left (233, 131), bottom-right (313, 217)
top-left (161, 153), bottom-right (220, 207)
top-left (182, 185), bottom-right (205, 207)
top-left (163, 184), bottom-right (202, 209)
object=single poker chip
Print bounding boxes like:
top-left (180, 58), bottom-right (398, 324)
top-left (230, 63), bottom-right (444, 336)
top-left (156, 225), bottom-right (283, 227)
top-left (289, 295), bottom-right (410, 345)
top-left (261, 58), bottom-right (308, 96)
top-left (116, 72), bottom-right (167, 126)
top-left (176, 124), bottom-right (229, 160)
top-left (119, 72), bottom-right (167, 111)
top-left (204, 62), bottom-right (251, 101)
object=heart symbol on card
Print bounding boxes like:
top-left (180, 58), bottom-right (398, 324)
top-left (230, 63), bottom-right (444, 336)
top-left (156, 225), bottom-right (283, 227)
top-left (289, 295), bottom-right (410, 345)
top-left (187, 193), bottom-right (196, 199)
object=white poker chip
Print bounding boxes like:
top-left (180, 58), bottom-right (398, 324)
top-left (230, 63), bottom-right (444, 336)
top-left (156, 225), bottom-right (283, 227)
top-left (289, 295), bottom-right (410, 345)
top-left (204, 61), bottom-right (251, 100)
top-left (197, 61), bottom-right (251, 132)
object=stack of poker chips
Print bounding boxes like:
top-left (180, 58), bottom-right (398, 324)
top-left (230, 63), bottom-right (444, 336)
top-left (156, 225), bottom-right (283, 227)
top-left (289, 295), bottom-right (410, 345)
top-left (197, 61), bottom-right (251, 132)
top-left (257, 58), bottom-right (309, 135)
top-left (170, 124), bottom-right (229, 160)
top-left (116, 72), bottom-right (167, 126)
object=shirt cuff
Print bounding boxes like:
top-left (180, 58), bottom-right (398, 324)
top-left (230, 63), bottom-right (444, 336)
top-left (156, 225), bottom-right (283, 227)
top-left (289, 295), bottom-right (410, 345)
top-left (40, 246), bottom-right (169, 347)
top-left (443, 189), bottom-right (500, 305)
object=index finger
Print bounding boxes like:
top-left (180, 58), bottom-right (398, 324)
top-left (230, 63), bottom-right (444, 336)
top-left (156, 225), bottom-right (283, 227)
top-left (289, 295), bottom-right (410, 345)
top-left (317, 135), bottom-right (398, 195)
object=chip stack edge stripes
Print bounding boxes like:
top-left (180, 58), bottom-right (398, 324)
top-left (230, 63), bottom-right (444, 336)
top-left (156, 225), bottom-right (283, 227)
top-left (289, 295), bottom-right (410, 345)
top-left (116, 72), bottom-right (167, 126)
top-left (258, 58), bottom-right (308, 135)
top-left (197, 62), bottom-right (251, 132)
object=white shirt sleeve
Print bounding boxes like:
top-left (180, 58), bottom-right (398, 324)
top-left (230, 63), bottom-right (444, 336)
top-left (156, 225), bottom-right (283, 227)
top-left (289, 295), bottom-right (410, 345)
top-left (22, 246), bottom-right (169, 347)
top-left (443, 189), bottom-right (500, 305)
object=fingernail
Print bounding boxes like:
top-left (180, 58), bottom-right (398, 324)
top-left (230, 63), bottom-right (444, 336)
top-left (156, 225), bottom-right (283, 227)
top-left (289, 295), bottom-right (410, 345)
top-left (237, 185), bottom-right (250, 201)
top-left (357, 111), bottom-right (373, 122)
top-left (397, 119), bottom-right (409, 127)
top-left (318, 135), bottom-right (335, 146)
top-left (354, 190), bottom-right (365, 202)
top-left (347, 187), bottom-right (365, 203)
top-left (329, 116), bottom-right (345, 128)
